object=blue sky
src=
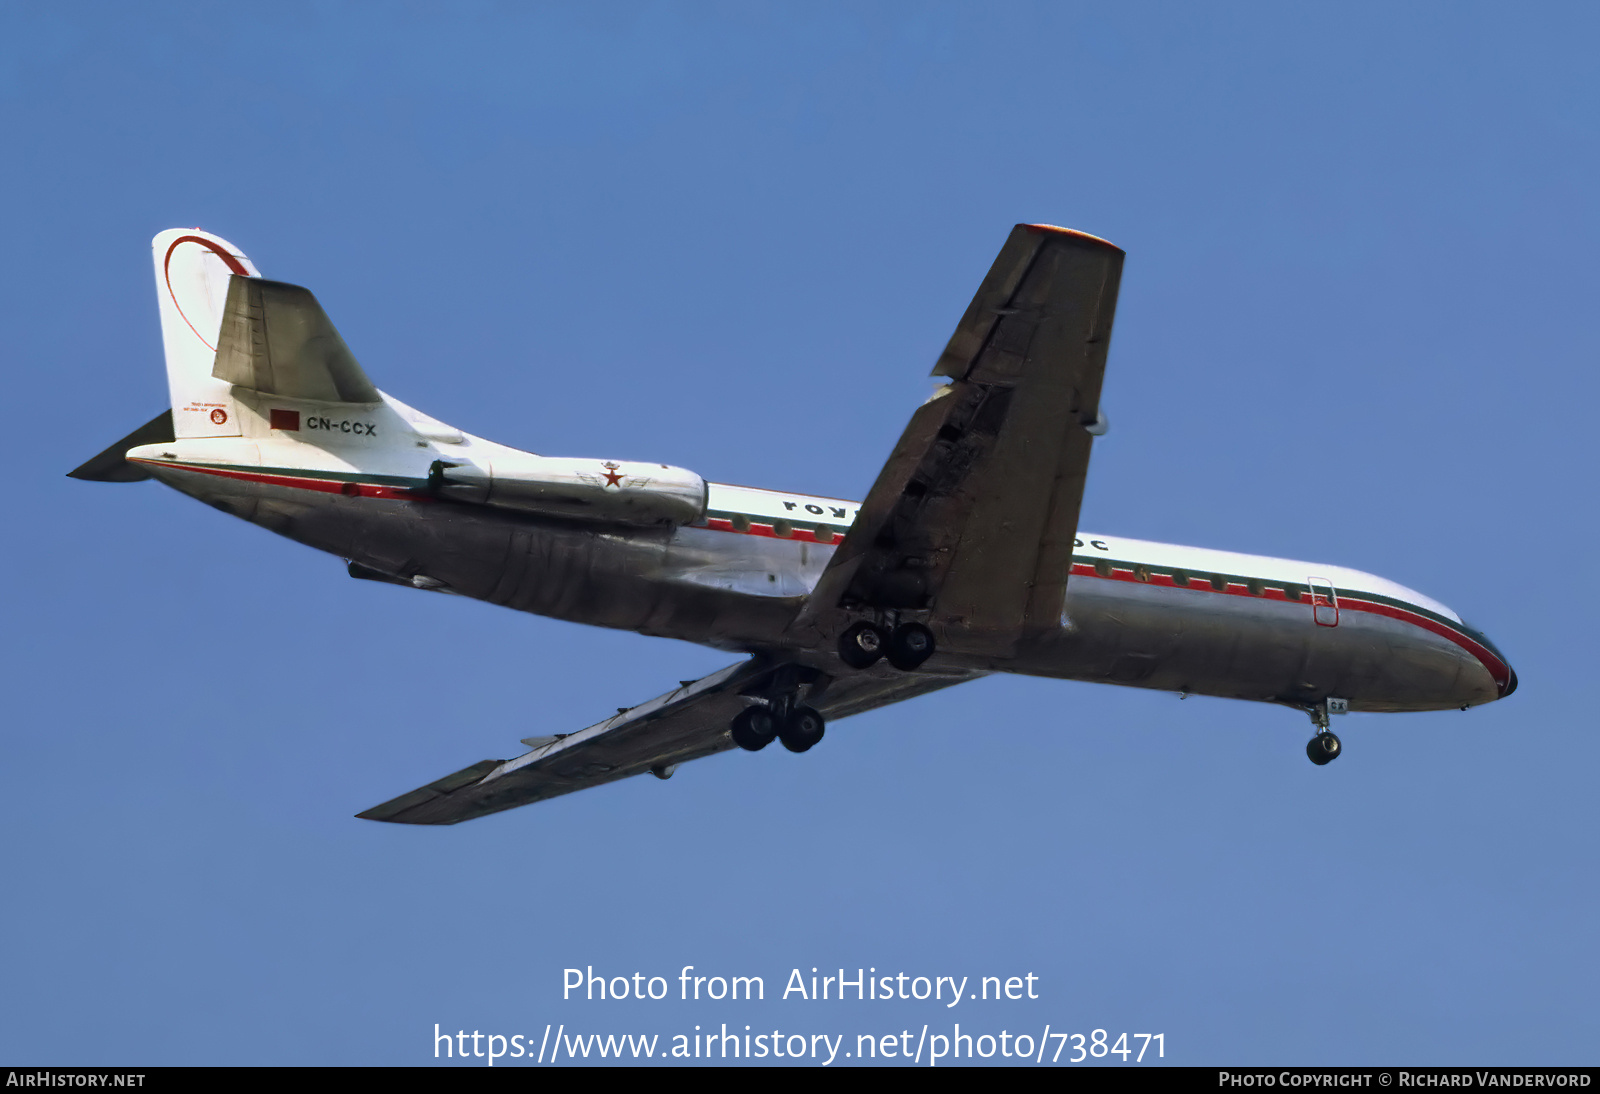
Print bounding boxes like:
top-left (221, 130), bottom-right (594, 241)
top-left (3, 2), bottom-right (1595, 1066)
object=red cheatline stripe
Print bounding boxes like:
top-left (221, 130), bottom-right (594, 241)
top-left (130, 458), bottom-right (426, 502)
top-left (163, 235), bottom-right (251, 352)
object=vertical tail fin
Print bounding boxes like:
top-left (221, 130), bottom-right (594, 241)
top-left (151, 229), bottom-right (260, 438)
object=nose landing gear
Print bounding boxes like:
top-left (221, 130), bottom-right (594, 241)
top-left (1304, 699), bottom-right (1346, 766)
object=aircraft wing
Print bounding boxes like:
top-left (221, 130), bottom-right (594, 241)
top-left (358, 660), bottom-right (979, 825)
top-left (796, 224), bottom-right (1124, 658)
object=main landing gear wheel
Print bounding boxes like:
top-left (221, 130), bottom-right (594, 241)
top-left (730, 706), bottom-right (778, 752)
top-left (779, 706), bottom-right (826, 753)
top-left (838, 622), bottom-right (888, 669)
top-left (1306, 731), bottom-right (1342, 766)
top-left (886, 622), bottom-right (935, 671)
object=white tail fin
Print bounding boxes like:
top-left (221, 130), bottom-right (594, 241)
top-left (151, 229), bottom-right (260, 438)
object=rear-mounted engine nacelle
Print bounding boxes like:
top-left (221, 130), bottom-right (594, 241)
top-left (428, 453), bottom-right (706, 526)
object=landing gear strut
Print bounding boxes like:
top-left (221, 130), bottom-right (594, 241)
top-left (1304, 701), bottom-right (1343, 766)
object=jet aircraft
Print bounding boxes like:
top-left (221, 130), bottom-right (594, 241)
top-left (71, 225), bottom-right (1517, 824)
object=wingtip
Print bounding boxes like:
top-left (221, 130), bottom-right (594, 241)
top-left (1021, 223), bottom-right (1123, 252)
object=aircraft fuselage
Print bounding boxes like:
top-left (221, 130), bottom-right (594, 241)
top-left (136, 453), bottom-right (1514, 718)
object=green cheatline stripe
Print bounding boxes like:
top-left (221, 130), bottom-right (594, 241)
top-left (1075, 554), bottom-right (1461, 632)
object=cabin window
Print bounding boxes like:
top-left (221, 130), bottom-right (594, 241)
top-left (814, 525), bottom-right (836, 544)
top-left (1172, 569), bottom-right (1190, 587)
top-left (1134, 565), bottom-right (1150, 582)
top-left (1094, 560), bottom-right (1112, 577)
top-left (1248, 579), bottom-right (1264, 596)
top-left (1282, 583), bottom-right (1302, 601)
top-left (730, 514), bottom-right (750, 532)
top-left (773, 520), bottom-right (794, 538)
top-left (1207, 574), bottom-right (1225, 591)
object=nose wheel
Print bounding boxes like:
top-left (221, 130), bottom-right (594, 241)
top-left (1306, 732), bottom-right (1342, 765)
top-left (1303, 700), bottom-right (1345, 765)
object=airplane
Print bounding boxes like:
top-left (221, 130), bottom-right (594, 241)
top-left (70, 225), bottom-right (1517, 825)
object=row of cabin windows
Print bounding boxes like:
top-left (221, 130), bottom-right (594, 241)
top-left (1092, 559), bottom-right (1296, 599)
top-left (720, 517), bottom-right (1309, 599)
top-left (727, 513), bottom-right (839, 544)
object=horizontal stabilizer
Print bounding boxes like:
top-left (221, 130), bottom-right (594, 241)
top-left (213, 277), bottom-right (380, 403)
top-left (67, 411), bottom-right (175, 482)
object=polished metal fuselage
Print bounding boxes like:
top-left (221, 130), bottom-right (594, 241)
top-left (151, 461), bottom-right (1509, 718)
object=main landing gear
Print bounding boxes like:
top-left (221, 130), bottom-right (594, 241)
top-left (1304, 700), bottom-right (1345, 766)
top-left (837, 620), bottom-right (936, 671)
top-left (730, 667), bottom-right (827, 754)
top-left (730, 703), bottom-right (826, 753)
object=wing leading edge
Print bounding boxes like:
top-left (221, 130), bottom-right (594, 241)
top-left (795, 224), bottom-right (1124, 659)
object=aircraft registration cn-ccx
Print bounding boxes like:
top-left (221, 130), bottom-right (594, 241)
top-left (71, 225), bottom-right (1517, 824)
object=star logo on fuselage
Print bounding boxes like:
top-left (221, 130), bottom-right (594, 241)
top-left (601, 461), bottom-right (624, 488)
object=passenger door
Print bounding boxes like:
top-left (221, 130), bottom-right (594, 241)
top-left (1308, 576), bottom-right (1339, 627)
